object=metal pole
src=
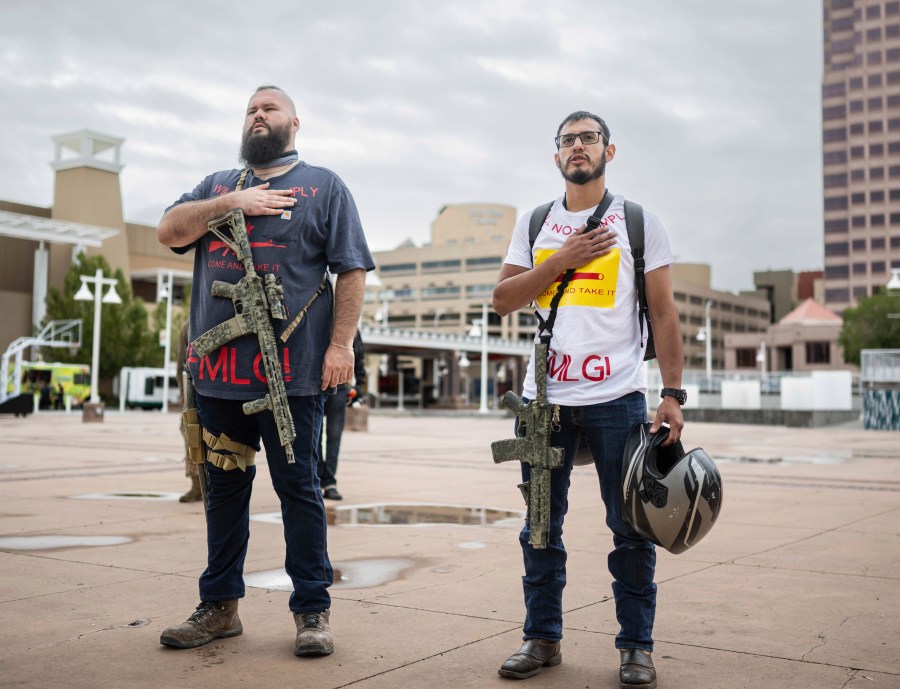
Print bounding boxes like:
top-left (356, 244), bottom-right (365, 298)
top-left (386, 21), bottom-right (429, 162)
top-left (161, 270), bottom-right (173, 413)
top-left (397, 365), bottom-right (405, 411)
top-left (704, 300), bottom-right (712, 391)
top-left (479, 303), bottom-right (489, 414)
top-left (89, 268), bottom-right (102, 403)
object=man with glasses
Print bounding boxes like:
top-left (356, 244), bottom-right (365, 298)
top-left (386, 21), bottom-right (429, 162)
top-left (492, 111), bottom-right (685, 688)
top-left (157, 85), bottom-right (374, 658)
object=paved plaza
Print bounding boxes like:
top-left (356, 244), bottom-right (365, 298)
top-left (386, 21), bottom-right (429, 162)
top-left (1, 409), bottom-right (898, 689)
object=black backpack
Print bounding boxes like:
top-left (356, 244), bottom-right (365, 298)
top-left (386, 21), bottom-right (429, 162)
top-left (528, 198), bottom-right (655, 361)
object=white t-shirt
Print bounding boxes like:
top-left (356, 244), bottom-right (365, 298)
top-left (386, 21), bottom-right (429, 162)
top-left (504, 194), bottom-right (674, 406)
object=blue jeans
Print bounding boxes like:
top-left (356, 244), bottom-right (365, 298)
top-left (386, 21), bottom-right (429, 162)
top-left (317, 384), bottom-right (349, 488)
top-left (518, 391), bottom-right (655, 650)
top-left (196, 393), bottom-right (332, 613)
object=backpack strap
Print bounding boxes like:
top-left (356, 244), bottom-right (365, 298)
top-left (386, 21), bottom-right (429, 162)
top-left (624, 200), bottom-right (649, 342)
top-left (528, 201), bottom-right (554, 254)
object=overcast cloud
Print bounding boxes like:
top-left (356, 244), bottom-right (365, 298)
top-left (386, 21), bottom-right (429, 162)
top-left (1, 0), bottom-right (822, 292)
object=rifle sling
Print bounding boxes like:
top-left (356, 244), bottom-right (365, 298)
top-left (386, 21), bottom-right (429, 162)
top-left (535, 190), bottom-right (615, 350)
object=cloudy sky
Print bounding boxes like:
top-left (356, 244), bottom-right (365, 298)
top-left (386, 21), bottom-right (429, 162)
top-left (1, 0), bottom-right (822, 292)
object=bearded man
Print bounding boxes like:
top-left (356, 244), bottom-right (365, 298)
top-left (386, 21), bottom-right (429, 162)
top-left (157, 85), bottom-right (374, 658)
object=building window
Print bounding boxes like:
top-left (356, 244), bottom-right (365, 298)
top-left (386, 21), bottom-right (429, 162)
top-left (824, 150), bottom-right (848, 166)
top-left (872, 236), bottom-right (886, 249)
top-left (890, 2), bottom-right (900, 16)
top-left (869, 51), bottom-right (883, 66)
top-left (868, 4), bottom-right (882, 19)
top-left (852, 193), bottom-right (866, 204)
top-left (853, 215), bottom-right (867, 227)
top-left (826, 219), bottom-right (849, 233)
top-left (420, 286), bottom-right (461, 298)
top-left (851, 169), bottom-right (866, 181)
top-left (825, 196), bottom-right (850, 211)
top-left (890, 71), bottom-right (900, 85)
top-left (465, 284), bottom-right (494, 296)
top-left (421, 259), bottom-right (461, 272)
top-left (826, 242), bottom-right (850, 256)
top-left (872, 261), bottom-right (887, 273)
top-left (805, 342), bottom-right (831, 365)
top-left (870, 120), bottom-right (885, 133)
top-left (872, 190), bottom-right (885, 202)
top-left (850, 123), bottom-right (865, 136)
top-left (854, 285), bottom-right (869, 298)
top-left (891, 236), bottom-right (900, 247)
top-left (870, 143), bottom-right (885, 156)
top-left (824, 104), bottom-right (848, 120)
top-left (872, 214), bottom-right (887, 226)
top-left (892, 213), bottom-right (900, 224)
top-left (869, 74), bottom-right (883, 89)
top-left (824, 127), bottom-right (848, 143)
top-left (825, 288), bottom-right (850, 302)
top-left (871, 166), bottom-right (885, 180)
top-left (850, 76), bottom-right (864, 89)
top-left (735, 348), bottom-right (757, 368)
top-left (852, 238), bottom-right (867, 250)
top-left (869, 96), bottom-right (884, 111)
top-left (823, 82), bottom-right (847, 98)
top-left (853, 262), bottom-right (867, 274)
top-left (825, 173), bottom-right (848, 187)
top-left (465, 256), bottom-right (502, 270)
top-left (825, 265), bottom-right (850, 278)
top-left (380, 263), bottom-right (417, 274)
top-left (891, 189), bottom-right (900, 201)
top-left (888, 47), bottom-right (900, 63)
top-left (850, 145), bottom-right (865, 158)
top-left (868, 27), bottom-right (883, 42)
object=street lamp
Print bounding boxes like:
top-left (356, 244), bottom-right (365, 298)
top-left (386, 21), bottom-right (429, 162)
top-left (756, 341), bottom-right (767, 389)
top-left (158, 270), bottom-right (174, 413)
top-left (468, 303), bottom-right (490, 414)
top-left (74, 268), bottom-right (121, 404)
top-left (695, 300), bottom-right (713, 391)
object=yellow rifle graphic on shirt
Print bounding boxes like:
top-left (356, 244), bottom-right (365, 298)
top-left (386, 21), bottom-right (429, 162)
top-left (191, 209), bottom-right (296, 463)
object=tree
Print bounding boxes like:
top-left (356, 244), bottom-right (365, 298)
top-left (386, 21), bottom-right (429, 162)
top-left (43, 253), bottom-right (160, 395)
top-left (838, 291), bottom-right (900, 365)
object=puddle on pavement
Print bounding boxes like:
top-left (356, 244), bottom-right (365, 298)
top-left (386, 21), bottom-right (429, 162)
top-left (245, 558), bottom-right (416, 591)
top-left (0, 535), bottom-right (132, 550)
top-left (70, 491), bottom-right (182, 501)
top-left (252, 503), bottom-right (523, 527)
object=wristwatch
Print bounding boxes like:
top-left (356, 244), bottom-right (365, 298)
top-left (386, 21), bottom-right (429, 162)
top-left (660, 388), bottom-right (688, 405)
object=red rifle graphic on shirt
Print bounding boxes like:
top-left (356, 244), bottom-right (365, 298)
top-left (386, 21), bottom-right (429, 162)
top-left (209, 223), bottom-right (286, 256)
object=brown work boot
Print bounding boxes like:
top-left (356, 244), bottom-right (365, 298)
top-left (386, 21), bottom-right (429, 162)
top-left (293, 609), bottom-right (333, 657)
top-left (498, 639), bottom-right (561, 679)
top-left (179, 475), bottom-right (202, 503)
top-left (159, 600), bottom-right (242, 649)
top-left (619, 648), bottom-right (657, 689)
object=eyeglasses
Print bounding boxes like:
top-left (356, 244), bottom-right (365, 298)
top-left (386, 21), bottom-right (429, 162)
top-left (554, 130), bottom-right (606, 148)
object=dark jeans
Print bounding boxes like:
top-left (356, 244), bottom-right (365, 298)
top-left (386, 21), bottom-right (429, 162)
top-left (519, 391), bottom-right (655, 650)
top-left (196, 393), bottom-right (332, 613)
top-left (317, 384), bottom-right (349, 489)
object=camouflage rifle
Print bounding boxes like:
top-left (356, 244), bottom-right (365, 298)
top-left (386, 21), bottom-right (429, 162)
top-left (490, 342), bottom-right (564, 549)
top-left (191, 209), bottom-right (296, 463)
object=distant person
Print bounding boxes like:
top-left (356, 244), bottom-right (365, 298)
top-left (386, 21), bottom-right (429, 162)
top-left (156, 85), bottom-right (373, 658)
top-left (39, 382), bottom-right (52, 410)
top-left (55, 383), bottom-right (65, 410)
top-left (175, 322), bottom-right (201, 503)
top-left (318, 330), bottom-right (367, 500)
top-left (492, 111), bottom-right (685, 687)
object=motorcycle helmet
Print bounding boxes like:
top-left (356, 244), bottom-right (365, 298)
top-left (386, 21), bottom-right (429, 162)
top-left (622, 422), bottom-right (722, 554)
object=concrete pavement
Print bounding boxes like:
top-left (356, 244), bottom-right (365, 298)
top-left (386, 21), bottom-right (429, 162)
top-left (0, 410), bottom-right (898, 689)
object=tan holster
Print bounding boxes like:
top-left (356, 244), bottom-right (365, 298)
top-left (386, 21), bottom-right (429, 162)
top-left (201, 428), bottom-right (257, 472)
top-left (182, 407), bottom-right (206, 466)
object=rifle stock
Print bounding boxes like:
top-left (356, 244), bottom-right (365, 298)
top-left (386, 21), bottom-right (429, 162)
top-left (192, 209), bottom-right (296, 463)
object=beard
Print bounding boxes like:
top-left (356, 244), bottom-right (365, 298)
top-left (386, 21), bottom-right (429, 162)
top-left (240, 120), bottom-right (293, 165)
top-left (558, 152), bottom-right (606, 185)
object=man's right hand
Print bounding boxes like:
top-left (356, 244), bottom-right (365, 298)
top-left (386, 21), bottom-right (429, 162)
top-left (235, 182), bottom-right (296, 216)
top-left (553, 222), bottom-right (617, 270)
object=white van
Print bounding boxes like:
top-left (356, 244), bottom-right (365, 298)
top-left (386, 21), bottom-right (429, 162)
top-left (117, 366), bottom-right (180, 410)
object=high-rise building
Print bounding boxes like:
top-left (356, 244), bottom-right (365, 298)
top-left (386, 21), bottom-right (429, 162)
top-left (822, 0), bottom-right (900, 311)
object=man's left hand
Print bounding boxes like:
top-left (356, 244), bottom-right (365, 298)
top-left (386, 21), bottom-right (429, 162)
top-left (321, 345), bottom-right (354, 391)
top-left (650, 397), bottom-right (684, 446)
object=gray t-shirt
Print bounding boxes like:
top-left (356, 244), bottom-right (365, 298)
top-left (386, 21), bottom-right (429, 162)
top-left (168, 162), bottom-right (374, 399)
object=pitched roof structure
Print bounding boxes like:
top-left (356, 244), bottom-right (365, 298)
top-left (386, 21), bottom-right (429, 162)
top-left (779, 298), bottom-right (842, 325)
